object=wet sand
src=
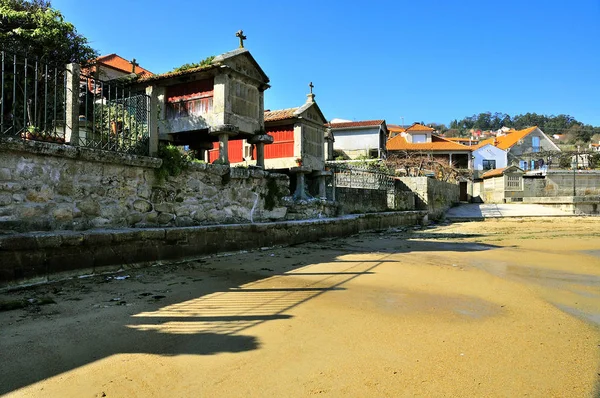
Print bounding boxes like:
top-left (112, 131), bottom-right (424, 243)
top-left (1, 217), bottom-right (599, 397)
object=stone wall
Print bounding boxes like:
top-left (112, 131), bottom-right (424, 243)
top-left (336, 188), bottom-right (388, 214)
top-left (0, 138), bottom-right (289, 233)
top-left (0, 211), bottom-right (427, 289)
top-left (398, 177), bottom-right (460, 220)
top-left (524, 171), bottom-right (600, 197)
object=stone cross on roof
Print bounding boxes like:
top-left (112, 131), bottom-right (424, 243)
top-left (236, 30), bottom-right (247, 48)
top-left (130, 58), bottom-right (138, 73)
top-left (309, 82), bottom-right (314, 94)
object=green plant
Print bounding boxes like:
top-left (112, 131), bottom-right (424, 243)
top-left (172, 55), bottom-right (215, 73)
top-left (262, 178), bottom-right (280, 211)
top-left (155, 144), bottom-right (189, 181)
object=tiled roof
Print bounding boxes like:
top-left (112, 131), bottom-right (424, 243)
top-left (387, 124), bottom-right (406, 132)
top-left (481, 167), bottom-right (507, 179)
top-left (445, 137), bottom-right (478, 144)
top-left (476, 126), bottom-right (538, 150)
top-left (264, 107), bottom-right (299, 122)
top-left (386, 135), bottom-right (473, 152)
top-left (95, 54), bottom-right (153, 77)
top-left (137, 64), bottom-right (219, 83)
top-left (327, 120), bottom-right (384, 129)
top-left (405, 123), bottom-right (435, 132)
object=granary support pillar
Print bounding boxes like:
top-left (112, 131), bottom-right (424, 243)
top-left (190, 142), bottom-right (214, 163)
top-left (291, 166), bottom-right (312, 201)
top-left (248, 134), bottom-right (274, 169)
top-left (210, 125), bottom-right (239, 165)
top-left (312, 170), bottom-right (333, 200)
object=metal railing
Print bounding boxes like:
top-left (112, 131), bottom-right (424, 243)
top-left (327, 162), bottom-right (396, 191)
top-left (1, 50), bottom-right (150, 156)
top-left (79, 73), bottom-right (150, 155)
top-left (0, 50), bottom-right (66, 142)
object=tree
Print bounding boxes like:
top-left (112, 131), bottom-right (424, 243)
top-left (0, 0), bottom-right (97, 64)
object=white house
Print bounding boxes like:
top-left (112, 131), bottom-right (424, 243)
top-left (327, 119), bottom-right (388, 159)
top-left (471, 143), bottom-right (507, 178)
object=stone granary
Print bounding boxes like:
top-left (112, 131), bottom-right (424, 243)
top-left (133, 43), bottom-right (271, 161)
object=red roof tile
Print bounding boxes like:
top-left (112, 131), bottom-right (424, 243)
top-left (481, 167), bottom-right (507, 179)
top-left (264, 107), bottom-right (299, 122)
top-left (327, 120), bottom-right (385, 129)
top-left (405, 123), bottom-right (435, 132)
top-left (386, 135), bottom-right (473, 152)
top-left (476, 126), bottom-right (538, 150)
top-left (95, 54), bottom-right (153, 77)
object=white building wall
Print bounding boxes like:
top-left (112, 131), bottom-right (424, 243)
top-left (472, 144), bottom-right (507, 170)
top-left (333, 128), bottom-right (380, 152)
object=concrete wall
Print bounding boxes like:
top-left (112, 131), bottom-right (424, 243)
top-left (0, 211), bottom-right (427, 289)
top-left (397, 177), bottom-right (460, 220)
top-left (524, 171), bottom-right (600, 197)
top-left (0, 138), bottom-right (290, 233)
top-left (336, 188), bottom-right (388, 214)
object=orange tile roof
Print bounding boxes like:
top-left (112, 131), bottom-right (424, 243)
top-left (387, 124), bottom-right (406, 133)
top-left (405, 123), bottom-right (435, 132)
top-left (386, 135), bottom-right (473, 152)
top-left (445, 137), bottom-right (478, 144)
top-left (95, 54), bottom-right (153, 77)
top-left (264, 107), bottom-right (299, 122)
top-left (481, 167), bottom-right (507, 179)
top-left (476, 126), bottom-right (538, 150)
top-left (327, 120), bottom-right (385, 129)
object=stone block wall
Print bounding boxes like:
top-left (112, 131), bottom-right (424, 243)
top-left (398, 177), bottom-right (460, 220)
top-left (336, 187), bottom-right (388, 214)
top-left (0, 138), bottom-right (290, 233)
top-left (524, 171), bottom-right (600, 197)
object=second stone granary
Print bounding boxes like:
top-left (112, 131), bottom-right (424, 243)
top-left (208, 87), bottom-right (330, 172)
top-left (132, 47), bottom-right (271, 162)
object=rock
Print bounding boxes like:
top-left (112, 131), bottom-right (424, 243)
top-left (133, 199), bottom-right (152, 213)
top-left (53, 207), bottom-right (73, 222)
top-left (26, 187), bottom-right (53, 202)
top-left (155, 202), bottom-right (174, 213)
top-left (0, 194), bottom-right (12, 206)
top-left (137, 185), bottom-right (152, 199)
top-left (146, 211), bottom-right (158, 223)
top-left (157, 212), bottom-right (175, 224)
top-left (175, 216), bottom-right (194, 227)
top-left (0, 168), bottom-right (11, 180)
top-left (91, 217), bottom-right (110, 228)
top-left (77, 200), bottom-right (100, 216)
top-left (127, 212), bottom-right (143, 225)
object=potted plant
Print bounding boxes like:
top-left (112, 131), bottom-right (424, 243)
top-left (295, 157), bottom-right (303, 166)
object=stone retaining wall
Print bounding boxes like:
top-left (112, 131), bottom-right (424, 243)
top-left (397, 177), bottom-right (459, 220)
top-left (0, 211), bottom-right (427, 289)
top-left (0, 138), bottom-right (290, 233)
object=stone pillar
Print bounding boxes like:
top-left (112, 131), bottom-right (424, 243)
top-left (291, 166), bottom-right (312, 201)
top-left (312, 170), bottom-right (333, 200)
top-left (248, 134), bottom-right (274, 169)
top-left (65, 63), bottom-right (80, 145)
top-left (145, 84), bottom-right (161, 156)
top-left (449, 153), bottom-right (453, 165)
top-left (209, 125), bottom-right (239, 164)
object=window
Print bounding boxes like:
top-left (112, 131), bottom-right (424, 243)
top-left (519, 160), bottom-right (527, 170)
top-left (412, 134), bottom-right (427, 143)
top-left (482, 159), bottom-right (496, 170)
top-left (505, 175), bottom-right (522, 190)
top-left (532, 136), bottom-right (540, 153)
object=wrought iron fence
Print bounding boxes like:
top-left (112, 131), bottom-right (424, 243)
top-left (0, 50), bottom-right (67, 142)
top-left (327, 162), bottom-right (396, 191)
top-left (79, 73), bottom-right (150, 155)
top-left (1, 49), bottom-right (150, 156)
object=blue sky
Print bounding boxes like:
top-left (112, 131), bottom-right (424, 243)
top-left (54, 0), bottom-right (600, 127)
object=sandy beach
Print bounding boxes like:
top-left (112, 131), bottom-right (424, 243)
top-left (1, 217), bottom-right (599, 397)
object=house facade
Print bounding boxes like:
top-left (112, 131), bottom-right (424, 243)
top-left (474, 165), bottom-right (525, 203)
top-left (386, 123), bottom-right (472, 169)
top-left (84, 54), bottom-right (153, 80)
top-left (328, 120), bottom-right (388, 159)
top-left (471, 143), bottom-right (507, 179)
top-left (477, 126), bottom-right (560, 171)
